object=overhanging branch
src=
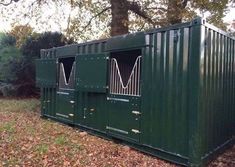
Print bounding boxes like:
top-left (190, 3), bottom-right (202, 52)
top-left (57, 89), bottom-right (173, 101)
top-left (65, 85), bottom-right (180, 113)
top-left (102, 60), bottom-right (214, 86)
top-left (0, 0), bottom-right (19, 6)
top-left (83, 7), bottom-right (111, 31)
top-left (181, 0), bottom-right (189, 8)
top-left (127, 1), bottom-right (155, 26)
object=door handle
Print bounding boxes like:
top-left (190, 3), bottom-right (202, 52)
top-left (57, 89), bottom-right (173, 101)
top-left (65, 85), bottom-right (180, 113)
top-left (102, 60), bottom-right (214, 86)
top-left (69, 113), bottom-right (74, 117)
top-left (70, 100), bottom-right (75, 104)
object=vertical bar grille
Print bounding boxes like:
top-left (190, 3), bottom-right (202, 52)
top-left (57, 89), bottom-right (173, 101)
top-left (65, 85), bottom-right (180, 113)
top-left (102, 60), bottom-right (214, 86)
top-left (59, 62), bottom-right (75, 89)
top-left (110, 56), bottom-right (142, 96)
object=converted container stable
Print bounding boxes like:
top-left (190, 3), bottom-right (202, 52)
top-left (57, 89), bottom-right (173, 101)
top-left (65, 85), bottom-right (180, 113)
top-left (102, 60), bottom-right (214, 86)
top-left (36, 18), bottom-right (235, 166)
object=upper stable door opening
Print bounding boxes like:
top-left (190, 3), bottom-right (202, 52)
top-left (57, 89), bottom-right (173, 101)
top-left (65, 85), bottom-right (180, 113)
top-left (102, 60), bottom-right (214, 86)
top-left (110, 49), bottom-right (142, 96)
top-left (59, 57), bottom-right (75, 89)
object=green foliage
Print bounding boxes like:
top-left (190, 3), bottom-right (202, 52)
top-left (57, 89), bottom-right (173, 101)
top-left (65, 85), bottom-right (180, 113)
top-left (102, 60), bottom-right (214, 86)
top-left (0, 31), bottom-right (74, 97)
top-left (21, 32), bottom-right (73, 59)
top-left (14, 32), bottom-right (74, 96)
top-left (191, 0), bottom-right (230, 30)
top-left (0, 34), bottom-right (22, 96)
top-left (0, 33), bottom-right (16, 48)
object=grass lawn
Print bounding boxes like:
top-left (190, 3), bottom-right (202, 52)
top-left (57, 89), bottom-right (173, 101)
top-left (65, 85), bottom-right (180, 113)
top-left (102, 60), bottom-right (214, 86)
top-left (0, 99), bottom-right (234, 167)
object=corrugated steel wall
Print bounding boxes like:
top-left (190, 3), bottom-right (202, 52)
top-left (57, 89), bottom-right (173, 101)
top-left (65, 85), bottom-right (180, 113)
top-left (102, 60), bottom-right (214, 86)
top-left (141, 21), bottom-right (235, 165)
top-left (37, 19), bottom-right (235, 166)
top-left (199, 25), bottom-right (235, 157)
top-left (141, 26), bottom-right (191, 160)
top-left (40, 49), bottom-right (57, 117)
top-left (41, 88), bottom-right (57, 117)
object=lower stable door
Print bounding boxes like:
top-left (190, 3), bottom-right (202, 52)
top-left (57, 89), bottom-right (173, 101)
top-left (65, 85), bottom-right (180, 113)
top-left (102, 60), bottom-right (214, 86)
top-left (107, 95), bottom-right (141, 143)
top-left (79, 92), bottom-right (107, 132)
top-left (56, 90), bottom-right (75, 124)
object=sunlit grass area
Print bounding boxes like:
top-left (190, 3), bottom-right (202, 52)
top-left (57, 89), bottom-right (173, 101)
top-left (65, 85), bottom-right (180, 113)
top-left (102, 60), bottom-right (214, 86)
top-left (0, 98), bottom-right (40, 113)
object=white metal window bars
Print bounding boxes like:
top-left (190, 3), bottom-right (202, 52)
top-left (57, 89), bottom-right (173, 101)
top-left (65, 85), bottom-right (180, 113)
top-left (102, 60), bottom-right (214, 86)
top-left (110, 56), bottom-right (142, 96)
top-left (59, 62), bottom-right (75, 89)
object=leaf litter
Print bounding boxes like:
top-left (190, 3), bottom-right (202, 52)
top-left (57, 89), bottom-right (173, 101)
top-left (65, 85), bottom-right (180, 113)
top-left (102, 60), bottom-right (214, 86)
top-left (0, 98), bottom-right (234, 167)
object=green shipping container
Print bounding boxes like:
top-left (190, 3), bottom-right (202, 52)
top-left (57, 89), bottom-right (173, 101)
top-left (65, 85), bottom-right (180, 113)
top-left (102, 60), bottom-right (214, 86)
top-left (36, 18), bottom-right (235, 166)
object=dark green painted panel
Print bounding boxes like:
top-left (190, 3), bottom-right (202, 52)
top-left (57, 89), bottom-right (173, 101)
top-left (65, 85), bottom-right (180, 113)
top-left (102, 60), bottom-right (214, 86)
top-left (141, 28), bottom-right (189, 158)
top-left (56, 44), bottom-right (78, 57)
top-left (37, 17), bottom-right (235, 167)
top-left (56, 90), bottom-right (75, 123)
top-left (76, 54), bottom-right (108, 93)
top-left (74, 92), bottom-right (107, 133)
top-left (106, 32), bottom-right (146, 51)
top-left (187, 24), bottom-right (202, 165)
top-left (41, 88), bottom-right (56, 117)
top-left (196, 25), bottom-right (235, 166)
top-left (107, 94), bottom-right (141, 142)
top-left (36, 59), bottom-right (57, 87)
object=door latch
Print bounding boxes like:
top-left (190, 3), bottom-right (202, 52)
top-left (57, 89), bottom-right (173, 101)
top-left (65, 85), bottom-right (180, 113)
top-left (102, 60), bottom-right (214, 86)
top-left (69, 113), bottom-right (74, 117)
top-left (131, 129), bottom-right (141, 134)
top-left (132, 111), bottom-right (141, 115)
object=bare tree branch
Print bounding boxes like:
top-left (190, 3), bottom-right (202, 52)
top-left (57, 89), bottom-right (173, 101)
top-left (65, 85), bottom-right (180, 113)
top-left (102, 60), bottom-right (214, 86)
top-left (145, 7), bottom-right (167, 11)
top-left (127, 1), bottom-right (155, 26)
top-left (82, 6), bottom-right (111, 31)
top-left (181, 0), bottom-right (189, 8)
top-left (0, 0), bottom-right (18, 6)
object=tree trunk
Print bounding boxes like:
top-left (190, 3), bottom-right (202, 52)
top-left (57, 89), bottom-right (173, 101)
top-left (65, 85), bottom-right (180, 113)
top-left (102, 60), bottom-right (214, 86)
top-left (110, 0), bottom-right (129, 36)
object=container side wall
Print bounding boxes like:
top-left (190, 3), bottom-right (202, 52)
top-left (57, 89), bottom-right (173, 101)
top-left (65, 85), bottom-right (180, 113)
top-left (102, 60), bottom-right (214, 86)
top-left (141, 26), bottom-right (191, 159)
top-left (199, 25), bottom-right (235, 160)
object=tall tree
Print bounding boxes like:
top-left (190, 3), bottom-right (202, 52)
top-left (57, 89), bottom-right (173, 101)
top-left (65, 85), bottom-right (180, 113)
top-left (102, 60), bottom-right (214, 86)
top-left (0, 0), bottom-right (233, 40)
top-left (9, 25), bottom-right (34, 48)
top-left (0, 0), bottom-right (19, 6)
top-left (110, 0), bottom-right (128, 36)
